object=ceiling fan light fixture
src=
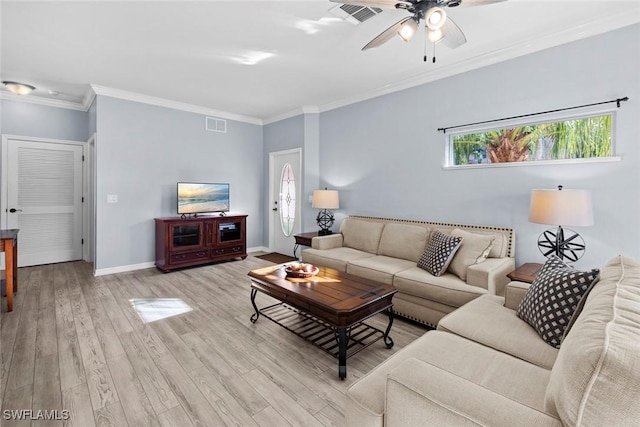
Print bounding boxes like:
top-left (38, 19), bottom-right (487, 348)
top-left (2, 81), bottom-right (36, 95)
top-left (397, 18), bottom-right (418, 42)
top-left (425, 7), bottom-right (447, 30)
top-left (428, 28), bottom-right (444, 43)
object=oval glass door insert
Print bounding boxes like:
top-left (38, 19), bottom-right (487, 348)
top-left (279, 163), bottom-right (296, 236)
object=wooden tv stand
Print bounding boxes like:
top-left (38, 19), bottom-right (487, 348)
top-left (155, 214), bottom-right (247, 272)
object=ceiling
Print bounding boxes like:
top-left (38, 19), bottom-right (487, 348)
top-left (1, 1), bottom-right (639, 123)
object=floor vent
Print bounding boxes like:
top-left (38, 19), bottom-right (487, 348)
top-left (206, 116), bottom-right (227, 133)
top-left (329, 4), bottom-right (383, 25)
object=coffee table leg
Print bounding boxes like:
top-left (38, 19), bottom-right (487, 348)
top-left (250, 288), bottom-right (260, 323)
top-left (383, 307), bottom-right (394, 349)
top-left (338, 327), bottom-right (347, 380)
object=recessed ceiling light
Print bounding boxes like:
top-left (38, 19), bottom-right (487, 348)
top-left (2, 81), bottom-right (36, 95)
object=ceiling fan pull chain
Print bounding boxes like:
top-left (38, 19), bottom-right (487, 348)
top-left (423, 25), bottom-right (428, 62)
top-left (433, 39), bottom-right (437, 63)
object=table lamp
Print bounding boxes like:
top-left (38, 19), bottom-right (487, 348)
top-left (529, 185), bottom-right (594, 262)
top-left (312, 189), bottom-right (339, 235)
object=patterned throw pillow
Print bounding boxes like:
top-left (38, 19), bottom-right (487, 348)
top-left (516, 255), bottom-right (599, 348)
top-left (417, 230), bottom-right (463, 276)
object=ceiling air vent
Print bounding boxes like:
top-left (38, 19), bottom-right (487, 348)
top-left (206, 116), bottom-right (227, 133)
top-left (329, 4), bottom-right (383, 25)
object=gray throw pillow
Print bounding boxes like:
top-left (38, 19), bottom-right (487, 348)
top-left (516, 255), bottom-right (599, 349)
top-left (417, 230), bottom-right (462, 276)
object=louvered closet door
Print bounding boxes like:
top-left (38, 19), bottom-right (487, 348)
top-left (6, 140), bottom-right (83, 267)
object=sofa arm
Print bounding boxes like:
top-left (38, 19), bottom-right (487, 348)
top-left (385, 358), bottom-right (562, 427)
top-left (504, 281), bottom-right (531, 310)
top-left (311, 234), bottom-right (343, 250)
top-left (466, 257), bottom-right (515, 296)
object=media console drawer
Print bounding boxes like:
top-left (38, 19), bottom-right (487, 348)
top-left (171, 250), bottom-right (209, 263)
top-left (211, 245), bottom-right (244, 258)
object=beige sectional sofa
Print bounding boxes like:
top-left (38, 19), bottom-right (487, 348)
top-left (302, 215), bottom-right (515, 327)
top-left (346, 255), bottom-right (640, 426)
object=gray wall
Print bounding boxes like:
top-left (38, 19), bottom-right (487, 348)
top-left (1, 99), bottom-right (90, 141)
top-left (263, 113), bottom-right (322, 244)
top-left (95, 95), bottom-right (263, 271)
top-left (318, 24), bottom-right (640, 269)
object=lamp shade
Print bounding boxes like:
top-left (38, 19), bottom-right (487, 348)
top-left (312, 190), bottom-right (339, 209)
top-left (529, 188), bottom-right (594, 226)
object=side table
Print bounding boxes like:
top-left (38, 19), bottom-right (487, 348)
top-left (507, 262), bottom-right (543, 284)
top-left (293, 231), bottom-right (319, 259)
top-left (0, 229), bottom-right (19, 312)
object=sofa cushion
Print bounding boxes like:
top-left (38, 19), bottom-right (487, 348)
top-left (517, 255), bottom-right (599, 348)
top-left (346, 256), bottom-right (416, 286)
top-left (544, 255), bottom-right (640, 425)
top-left (346, 331), bottom-right (551, 427)
top-left (340, 218), bottom-right (385, 254)
top-left (417, 230), bottom-right (462, 276)
top-left (301, 247), bottom-right (375, 272)
top-left (394, 267), bottom-right (486, 308)
top-left (447, 228), bottom-right (494, 281)
top-left (438, 294), bottom-right (558, 369)
top-left (377, 223), bottom-right (428, 262)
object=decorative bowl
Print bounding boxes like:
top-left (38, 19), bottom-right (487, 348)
top-left (285, 263), bottom-right (319, 278)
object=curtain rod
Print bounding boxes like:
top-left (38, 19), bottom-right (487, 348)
top-left (437, 96), bottom-right (629, 134)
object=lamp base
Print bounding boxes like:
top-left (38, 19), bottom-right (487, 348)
top-left (537, 225), bottom-right (586, 262)
top-left (316, 209), bottom-right (335, 236)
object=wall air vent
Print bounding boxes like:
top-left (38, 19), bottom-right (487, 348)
top-left (206, 116), bottom-right (227, 133)
top-left (329, 4), bottom-right (383, 25)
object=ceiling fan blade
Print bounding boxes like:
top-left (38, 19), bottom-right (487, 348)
top-left (456, 0), bottom-right (507, 7)
top-left (362, 17), bottom-right (411, 50)
top-left (329, 0), bottom-right (413, 9)
top-left (440, 17), bottom-right (467, 49)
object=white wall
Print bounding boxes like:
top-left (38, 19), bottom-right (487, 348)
top-left (317, 24), bottom-right (640, 269)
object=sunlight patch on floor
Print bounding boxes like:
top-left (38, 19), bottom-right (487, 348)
top-left (129, 298), bottom-right (193, 323)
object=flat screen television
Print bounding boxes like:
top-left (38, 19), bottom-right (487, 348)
top-left (177, 182), bottom-right (230, 215)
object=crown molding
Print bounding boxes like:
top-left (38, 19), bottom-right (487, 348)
top-left (90, 85), bottom-right (263, 125)
top-left (0, 91), bottom-right (88, 111)
top-left (263, 107), bottom-right (305, 125)
top-left (317, 16), bottom-right (640, 115)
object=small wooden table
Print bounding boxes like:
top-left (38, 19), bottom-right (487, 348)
top-left (0, 229), bottom-right (19, 312)
top-left (293, 231), bottom-right (319, 259)
top-left (507, 262), bottom-right (543, 284)
top-left (248, 264), bottom-right (397, 379)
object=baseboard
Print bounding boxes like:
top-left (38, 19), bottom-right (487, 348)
top-left (94, 261), bottom-right (156, 277)
top-left (248, 246), bottom-right (268, 253)
top-left (95, 249), bottom-right (267, 276)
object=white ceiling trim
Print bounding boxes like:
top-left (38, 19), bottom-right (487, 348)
top-left (263, 107), bottom-right (307, 125)
top-left (90, 85), bottom-right (263, 125)
top-left (314, 17), bottom-right (640, 117)
top-left (0, 91), bottom-right (89, 112)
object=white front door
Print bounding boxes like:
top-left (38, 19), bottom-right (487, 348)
top-left (3, 137), bottom-right (84, 267)
top-left (270, 149), bottom-right (302, 257)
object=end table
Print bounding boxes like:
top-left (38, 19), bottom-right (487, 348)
top-left (507, 263), bottom-right (543, 284)
top-left (293, 231), bottom-right (319, 259)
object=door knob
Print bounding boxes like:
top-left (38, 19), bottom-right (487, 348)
top-left (272, 208), bottom-right (278, 212)
top-left (8, 208), bottom-right (22, 213)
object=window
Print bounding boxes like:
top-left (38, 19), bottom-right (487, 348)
top-left (448, 113), bottom-right (614, 167)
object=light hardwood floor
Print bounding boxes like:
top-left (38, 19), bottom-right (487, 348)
top-left (1, 256), bottom-right (427, 427)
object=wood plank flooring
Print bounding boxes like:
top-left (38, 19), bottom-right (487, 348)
top-left (0, 256), bottom-right (427, 427)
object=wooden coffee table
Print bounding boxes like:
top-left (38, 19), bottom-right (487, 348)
top-left (248, 264), bottom-right (397, 379)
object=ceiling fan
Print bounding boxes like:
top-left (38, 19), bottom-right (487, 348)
top-left (331, 0), bottom-right (506, 61)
